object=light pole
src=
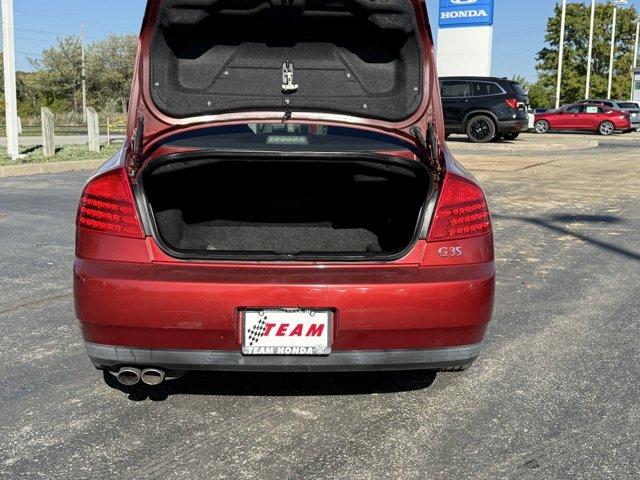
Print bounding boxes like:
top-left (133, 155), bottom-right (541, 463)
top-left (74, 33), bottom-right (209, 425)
top-left (81, 23), bottom-right (88, 125)
top-left (556, 0), bottom-right (568, 109)
top-left (632, 22), bottom-right (639, 100)
top-left (585, 0), bottom-right (596, 99)
top-left (1, 0), bottom-right (20, 159)
top-left (608, 0), bottom-right (628, 100)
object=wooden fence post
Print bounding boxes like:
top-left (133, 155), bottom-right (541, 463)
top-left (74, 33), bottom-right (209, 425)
top-left (41, 107), bottom-right (55, 158)
top-left (86, 107), bottom-right (100, 153)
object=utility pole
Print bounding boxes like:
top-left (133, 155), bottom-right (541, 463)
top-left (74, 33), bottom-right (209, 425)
top-left (585, 0), bottom-right (596, 99)
top-left (608, 4), bottom-right (618, 99)
top-left (608, 0), bottom-right (628, 99)
top-left (81, 23), bottom-right (87, 125)
top-left (555, 0), bottom-right (567, 109)
top-left (632, 22), bottom-right (639, 100)
top-left (1, 0), bottom-right (20, 159)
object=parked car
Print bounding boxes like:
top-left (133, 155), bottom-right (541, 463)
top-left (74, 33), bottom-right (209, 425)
top-left (534, 103), bottom-right (631, 135)
top-left (527, 108), bottom-right (553, 130)
top-left (578, 99), bottom-right (640, 131)
top-left (75, 0), bottom-right (495, 387)
top-left (440, 76), bottom-right (529, 143)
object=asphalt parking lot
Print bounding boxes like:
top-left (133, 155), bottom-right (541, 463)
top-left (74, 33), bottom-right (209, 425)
top-left (1, 132), bottom-right (640, 479)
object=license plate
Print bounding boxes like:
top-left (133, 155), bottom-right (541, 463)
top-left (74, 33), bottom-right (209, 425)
top-left (242, 309), bottom-right (332, 356)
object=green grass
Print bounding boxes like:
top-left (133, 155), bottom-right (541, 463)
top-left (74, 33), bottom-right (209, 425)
top-left (0, 127), bottom-right (126, 136)
top-left (0, 142), bottom-right (123, 166)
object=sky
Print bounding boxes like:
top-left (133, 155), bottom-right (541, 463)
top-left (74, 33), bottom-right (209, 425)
top-left (2, 0), bottom-right (640, 82)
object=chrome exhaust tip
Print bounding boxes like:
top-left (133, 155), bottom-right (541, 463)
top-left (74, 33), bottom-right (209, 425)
top-left (116, 367), bottom-right (142, 386)
top-left (140, 368), bottom-right (166, 386)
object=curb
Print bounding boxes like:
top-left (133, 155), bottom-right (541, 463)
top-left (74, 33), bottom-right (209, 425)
top-left (0, 159), bottom-right (105, 179)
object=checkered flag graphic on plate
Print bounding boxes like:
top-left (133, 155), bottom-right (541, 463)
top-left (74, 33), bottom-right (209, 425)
top-left (247, 314), bottom-right (268, 346)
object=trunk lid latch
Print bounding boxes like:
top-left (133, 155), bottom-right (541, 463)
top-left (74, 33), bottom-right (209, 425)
top-left (281, 62), bottom-right (297, 122)
top-left (281, 62), bottom-right (299, 93)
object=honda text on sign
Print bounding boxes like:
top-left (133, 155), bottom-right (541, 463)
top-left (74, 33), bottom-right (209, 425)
top-left (439, 0), bottom-right (494, 28)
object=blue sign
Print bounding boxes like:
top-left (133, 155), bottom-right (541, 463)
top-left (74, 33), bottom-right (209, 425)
top-left (439, 0), bottom-right (494, 28)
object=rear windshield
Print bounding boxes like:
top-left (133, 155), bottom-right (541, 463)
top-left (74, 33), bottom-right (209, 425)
top-left (509, 82), bottom-right (528, 97)
top-left (163, 124), bottom-right (418, 153)
top-left (617, 102), bottom-right (639, 109)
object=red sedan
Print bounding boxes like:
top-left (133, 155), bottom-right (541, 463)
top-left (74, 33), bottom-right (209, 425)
top-left (534, 103), bottom-right (631, 135)
top-left (74, 0), bottom-right (495, 387)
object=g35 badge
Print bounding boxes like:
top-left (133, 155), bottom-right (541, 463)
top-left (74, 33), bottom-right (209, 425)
top-left (438, 246), bottom-right (463, 257)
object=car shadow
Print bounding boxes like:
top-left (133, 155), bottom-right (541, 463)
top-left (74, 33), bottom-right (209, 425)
top-left (493, 213), bottom-right (640, 262)
top-left (103, 369), bottom-right (438, 402)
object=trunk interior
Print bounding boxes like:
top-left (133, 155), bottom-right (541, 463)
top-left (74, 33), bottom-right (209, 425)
top-left (142, 156), bottom-right (430, 260)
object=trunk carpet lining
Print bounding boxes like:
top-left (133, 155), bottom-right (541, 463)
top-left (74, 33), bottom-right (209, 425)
top-left (181, 224), bottom-right (381, 253)
top-left (150, 0), bottom-right (422, 121)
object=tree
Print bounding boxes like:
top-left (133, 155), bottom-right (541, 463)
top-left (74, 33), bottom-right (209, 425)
top-left (23, 33), bottom-right (137, 117)
top-left (0, 53), bottom-right (42, 118)
top-left (534, 2), bottom-right (639, 106)
top-left (29, 35), bottom-right (84, 112)
top-left (86, 34), bottom-right (137, 113)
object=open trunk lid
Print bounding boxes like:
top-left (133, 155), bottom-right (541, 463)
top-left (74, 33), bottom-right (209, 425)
top-left (127, 0), bottom-right (442, 178)
top-left (144, 0), bottom-right (427, 122)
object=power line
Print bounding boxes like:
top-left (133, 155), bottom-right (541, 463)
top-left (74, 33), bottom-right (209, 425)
top-left (15, 50), bottom-right (41, 56)
top-left (14, 9), bottom-right (131, 31)
top-left (15, 35), bottom-right (57, 43)
top-left (2, 26), bottom-right (102, 40)
top-left (495, 26), bottom-right (546, 39)
top-left (494, 50), bottom-right (537, 59)
top-left (14, 27), bottom-right (60, 36)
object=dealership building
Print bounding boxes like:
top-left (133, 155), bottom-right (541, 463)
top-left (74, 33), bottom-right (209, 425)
top-left (436, 0), bottom-right (495, 77)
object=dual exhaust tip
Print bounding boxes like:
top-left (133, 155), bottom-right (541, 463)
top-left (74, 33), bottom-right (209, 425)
top-left (116, 367), bottom-right (165, 386)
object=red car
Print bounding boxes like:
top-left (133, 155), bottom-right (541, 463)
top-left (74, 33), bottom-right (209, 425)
top-left (74, 0), bottom-right (495, 387)
top-left (534, 103), bottom-right (631, 135)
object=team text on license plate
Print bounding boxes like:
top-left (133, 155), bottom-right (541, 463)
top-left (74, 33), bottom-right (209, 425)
top-left (242, 309), bottom-right (331, 356)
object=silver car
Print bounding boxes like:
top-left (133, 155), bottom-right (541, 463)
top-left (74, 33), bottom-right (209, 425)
top-left (580, 99), bottom-right (640, 131)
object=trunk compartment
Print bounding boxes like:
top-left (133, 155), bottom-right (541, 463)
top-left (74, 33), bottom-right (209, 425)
top-left (142, 155), bottom-right (430, 260)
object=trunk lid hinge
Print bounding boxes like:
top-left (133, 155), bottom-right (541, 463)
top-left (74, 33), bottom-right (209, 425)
top-left (127, 113), bottom-right (145, 177)
top-left (411, 123), bottom-right (443, 182)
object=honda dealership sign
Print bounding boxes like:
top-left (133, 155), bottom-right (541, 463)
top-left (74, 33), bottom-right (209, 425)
top-left (439, 0), bottom-right (494, 28)
top-left (436, 0), bottom-right (495, 76)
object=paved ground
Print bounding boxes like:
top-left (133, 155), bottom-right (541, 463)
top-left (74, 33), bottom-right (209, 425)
top-left (1, 133), bottom-right (640, 479)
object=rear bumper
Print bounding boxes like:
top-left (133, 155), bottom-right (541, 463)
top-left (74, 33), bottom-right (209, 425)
top-left (496, 118), bottom-right (528, 133)
top-left (74, 235), bottom-right (495, 371)
top-left (85, 341), bottom-right (483, 372)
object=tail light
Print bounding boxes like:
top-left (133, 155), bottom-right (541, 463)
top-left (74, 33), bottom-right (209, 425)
top-left (505, 98), bottom-right (518, 109)
top-left (428, 173), bottom-right (492, 242)
top-left (77, 168), bottom-right (144, 238)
